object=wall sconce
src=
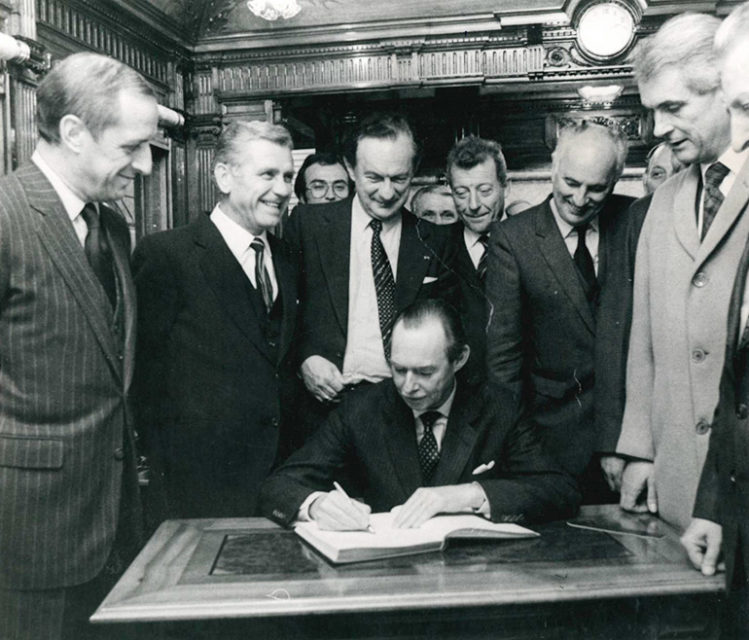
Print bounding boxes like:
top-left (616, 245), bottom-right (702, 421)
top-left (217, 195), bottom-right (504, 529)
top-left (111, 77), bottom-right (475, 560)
top-left (0, 33), bottom-right (50, 74)
top-left (577, 84), bottom-right (624, 107)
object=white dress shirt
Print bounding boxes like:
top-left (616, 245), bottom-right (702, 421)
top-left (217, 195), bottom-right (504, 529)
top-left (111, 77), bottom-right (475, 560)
top-left (32, 150), bottom-right (89, 247)
top-left (550, 198), bottom-right (600, 275)
top-left (342, 195), bottom-right (402, 384)
top-left (210, 205), bottom-right (278, 301)
top-left (463, 227), bottom-right (486, 271)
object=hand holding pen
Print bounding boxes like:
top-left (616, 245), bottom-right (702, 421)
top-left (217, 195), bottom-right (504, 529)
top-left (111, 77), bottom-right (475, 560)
top-left (309, 480), bottom-right (374, 532)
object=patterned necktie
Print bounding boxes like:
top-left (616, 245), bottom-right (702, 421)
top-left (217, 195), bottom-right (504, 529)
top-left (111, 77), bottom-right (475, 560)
top-left (250, 238), bottom-right (274, 312)
top-left (418, 410), bottom-right (442, 482)
top-left (477, 233), bottom-right (489, 281)
top-left (573, 222), bottom-right (597, 302)
top-left (701, 162), bottom-right (730, 241)
top-left (80, 203), bottom-right (116, 308)
top-left (370, 218), bottom-right (396, 358)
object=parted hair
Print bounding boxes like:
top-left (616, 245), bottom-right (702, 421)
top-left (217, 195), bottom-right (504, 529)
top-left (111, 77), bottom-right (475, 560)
top-left (344, 112), bottom-right (419, 170)
top-left (446, 136), bottom-right (508, 188)
top-left (393, 299), bottom-right (467, 363)
top-left (411, 184), bottom-right (453, 212)
top-left (554, 117), bottom-right (629, 179)
top-left (629, 12), bottom-right (722, 94)
top-left (211, 120), bottom-right (293, 181)
top-left (715, 2), bottom-right (749, 59)
top-left (37, 52), bottom-right (155, 144)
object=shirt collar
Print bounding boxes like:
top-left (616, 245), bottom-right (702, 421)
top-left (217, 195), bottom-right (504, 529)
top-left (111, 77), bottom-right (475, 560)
top-left (412, 381), bottom-right (457, 423)
top-left (700, 146), bottom-right (749, 177)
top-left (549, 195), bottom-right (599, 240)
top-left (463, 225), bottom-right (485, 247)
top-left (352, 193), bottom-right (401, 232)
top-left (31, 149), bottom-right (87, 222)
top-left (211, 204), bottom-right (269, 255)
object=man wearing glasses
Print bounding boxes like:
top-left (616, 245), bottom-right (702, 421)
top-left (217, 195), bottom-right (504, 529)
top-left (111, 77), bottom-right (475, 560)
top-left (293, 151), bottom-right (351, 204)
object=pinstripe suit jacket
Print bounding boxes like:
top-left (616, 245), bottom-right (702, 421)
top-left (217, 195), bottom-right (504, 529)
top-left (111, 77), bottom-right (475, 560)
top-left (0, 163), bottom-right (139, 590)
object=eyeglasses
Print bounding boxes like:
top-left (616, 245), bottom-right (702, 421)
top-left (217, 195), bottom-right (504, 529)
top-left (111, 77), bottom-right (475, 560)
top-left (306, 180), bottom-right (350, 199)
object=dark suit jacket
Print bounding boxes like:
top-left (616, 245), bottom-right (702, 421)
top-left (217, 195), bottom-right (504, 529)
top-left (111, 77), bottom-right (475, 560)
top-left (451, 225), bottom-right (489, 386)
top-left (694, 186), bottom-right (749, 590)
top-left (259, 380), bottom-right (580, 526)
top-left (0, 163), bottom-right (139, 590)
top-left (286, 198), bottom-right (459, 370)
top-left (485, 194), bottom-right (635, 476)
top-left (132, 213), bottom-right (299, 518)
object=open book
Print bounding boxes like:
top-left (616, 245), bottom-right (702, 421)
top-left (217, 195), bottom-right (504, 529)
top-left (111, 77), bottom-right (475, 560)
top-left (295, 512), bottom-right (539, 564)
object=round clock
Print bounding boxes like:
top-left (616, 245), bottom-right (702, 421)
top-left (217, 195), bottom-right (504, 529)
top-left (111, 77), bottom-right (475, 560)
top-left (577, 2), bottom-right (636, 61)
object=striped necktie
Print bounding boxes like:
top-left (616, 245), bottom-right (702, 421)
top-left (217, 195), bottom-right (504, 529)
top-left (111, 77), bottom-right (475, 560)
top-left (250, 237), bottom-right (274, 312)
top-left (477, 233), bottom-right (489, 281)
top-left (701, 162), bottom-right (730, 241)
top-left (370, 218), bottom-right (396, 358)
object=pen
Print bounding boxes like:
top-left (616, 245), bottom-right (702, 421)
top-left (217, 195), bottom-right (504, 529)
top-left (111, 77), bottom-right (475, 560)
top-left (333, 481), bottom-right (375, 534)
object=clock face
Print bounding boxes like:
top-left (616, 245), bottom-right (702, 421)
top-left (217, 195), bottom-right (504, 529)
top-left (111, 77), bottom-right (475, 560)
top-left (577, 2), bottom-right (635, 59)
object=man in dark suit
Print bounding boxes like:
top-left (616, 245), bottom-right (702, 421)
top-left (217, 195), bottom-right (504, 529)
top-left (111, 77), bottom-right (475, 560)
top-left (132, 120), bottom-right (299, 519)
top-left (486, 118), bottom-right (634, 503)
top-left (286, 113), bottom-right (458, 435)
top-left (682, 5), bottom-right (749, 636)
top-left (260, 299), bottom-right (579, 530)
top-left (0, 53), bottom-right (158, 639)
top-left (446, 135), bottom-right (507, 385)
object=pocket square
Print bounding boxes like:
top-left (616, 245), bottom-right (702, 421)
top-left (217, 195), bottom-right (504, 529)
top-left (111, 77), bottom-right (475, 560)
top-left (422, 276), bottom-right (438, 284)
top-left (472, 460), bottom-right (495, 475)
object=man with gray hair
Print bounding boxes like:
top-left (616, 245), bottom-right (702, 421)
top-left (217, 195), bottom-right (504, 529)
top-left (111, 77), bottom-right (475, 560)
top-left (617, 13), bottom-right (749, 531)
top-left (411, 184), bottom-right (458, 225)
top-left (487, 118), bottom-right (634, 503)
top-left (642, 141), bottom-right (686, 194)
top-left (0, 52), bottom-right (158, 639)
top-left (132, 120), bottom-right (300, 521)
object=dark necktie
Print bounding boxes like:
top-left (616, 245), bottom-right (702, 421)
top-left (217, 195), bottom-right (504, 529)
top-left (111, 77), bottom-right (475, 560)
top-left (250, 238), bottom-right (274, 312)
top-left (418, 410), bottom-right (442, 482)
top-left (370, 219), bottom-right (396, 358)
top-left (701, 162), bottom-right (730, 241)
top-left (573, 222), bottom-right (597, 302)
top-left (80, 203), bottom-right (116, 308)
top-left (477, 233), bottom-right (489, 281)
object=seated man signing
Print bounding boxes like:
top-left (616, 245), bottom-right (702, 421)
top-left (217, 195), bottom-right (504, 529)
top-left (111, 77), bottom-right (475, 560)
top-left (259, 299), bottom-right (580, 530)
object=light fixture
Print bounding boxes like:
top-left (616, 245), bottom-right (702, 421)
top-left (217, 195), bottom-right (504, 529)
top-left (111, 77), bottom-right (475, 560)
top-left (577, 84), bottom-right (624, 105)
top-left (247, 0), bottom-right (301, 21)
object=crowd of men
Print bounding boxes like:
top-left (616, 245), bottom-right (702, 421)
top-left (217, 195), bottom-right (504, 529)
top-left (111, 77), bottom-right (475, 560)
top-left (1, 3), bottom-right (749, 638)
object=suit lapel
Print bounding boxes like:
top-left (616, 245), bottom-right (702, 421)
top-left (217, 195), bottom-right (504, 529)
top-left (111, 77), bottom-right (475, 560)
top-left (316, 200), bottom-right (352, 335)
top-left (431, 386), bottom-right (482, 486)
top-left (382, 384), bottom-right (424, 495)
top-left (195, 215), bottom-right (275, 363)
top-left (534, 199), bottom-right (595, 333)
top-left (20, 165), bottom-right (122, 382)
top-left (697, 157), bottom-right (749, 267)
top-left (394, 211), bottom-right (432, 309)
top-left (671, 165), bottom-right (701, 260)
top-left (269, 233), bottom-right (296, 364)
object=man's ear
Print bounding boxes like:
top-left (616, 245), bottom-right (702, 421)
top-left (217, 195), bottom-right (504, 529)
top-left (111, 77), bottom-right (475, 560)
top-left (58, 114), bottom-right (88, 154)
top-left (344, 158), bottom-right (356, 182)
top-left (213, 162), bottom-right (234, 195)
top-left (453, 344), bottom-right (470, 373)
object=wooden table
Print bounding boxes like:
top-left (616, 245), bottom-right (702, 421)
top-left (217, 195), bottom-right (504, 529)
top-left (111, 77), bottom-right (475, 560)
top-left (92, 505), bottom-right (725, 639)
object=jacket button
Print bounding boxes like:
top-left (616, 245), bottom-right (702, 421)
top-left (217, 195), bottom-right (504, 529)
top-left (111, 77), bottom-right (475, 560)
top-left (695, 420), bottom-right (710, 435)
top-left (691, 349), bottom-right (706, 363)
top-left (730, 472), bottom-right (737, 484)
top-left (737, 404), bottom-right (749, 420)
top-left (272, 418), bottom-right (279, 427)
top-left (113, 447), bottom-right (125, 460)
top-left (692, 272), bottom-right (708, 288)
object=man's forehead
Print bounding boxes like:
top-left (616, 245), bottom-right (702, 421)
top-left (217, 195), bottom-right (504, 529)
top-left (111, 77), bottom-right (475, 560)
top-left (356, 134), bottom-right (415, 164)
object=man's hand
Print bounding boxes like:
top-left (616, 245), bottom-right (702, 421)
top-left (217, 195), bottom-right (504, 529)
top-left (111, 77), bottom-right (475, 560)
top-left (600, 455), bottom-right (625, 492)
top-left (393, 484), bottom-right (485, 529)
top-left (681, 518), bottom-right (723, 576)
top-left (300, 356), bottom-right (345, 403)
top-left (619, 460), bottom-right (658, 514)
top-left (308, 491), bottom-right (372, 531)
